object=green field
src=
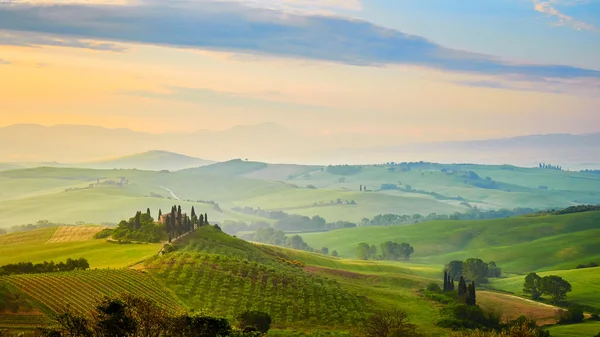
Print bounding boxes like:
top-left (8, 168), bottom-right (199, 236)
top-left (0, 227), bottom-right (162, 268)
top-left (302, 211), bottom-right (600, 273)
top-left (2, 160), bottom-right (600, 229)
top-left (547, 321), bottom-right (600, 337)
top-left (489, 267), bottom-right (600, 309)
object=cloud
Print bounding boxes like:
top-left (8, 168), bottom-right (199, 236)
top-left (0, 59), bottom-right (11, 65)
top-left (532, 0), bottom-right (599, 32)
top-left (0, 0), bottom-right (598, 80)
top-left (0, 30), bottom-right (126, 51)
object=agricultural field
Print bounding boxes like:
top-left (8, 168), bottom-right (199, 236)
top-left (301, 211), bottom-right (600, 273)
top-left (147, 226), bottom-right (368, 327)
top-left (2, 159), bottom-right (600, 229)
top-left (0, 227), bottom-right (162, 268)
top-left (3, 269), bottom-right (184, 315)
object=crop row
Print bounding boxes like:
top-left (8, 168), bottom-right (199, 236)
top-left (4, 269), bottom-right (183, 315)
top-left (150, 252), bottom-right (368, 326)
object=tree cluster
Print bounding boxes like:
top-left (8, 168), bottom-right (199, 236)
top-left (538, 163), bottom-right (562, 170)
top-left (230, 207), bottom-right (358, 233)
top-left (357, 242), bottom-right (414, 261)
top-left (240, 228), bottom-right (319, 253)
top-left (523, 273), bottom-right (572, 304)
top-left (163, 206), bottom-right (208, 242)
top-left (0, 258), bottom-right (89, 276)
top-left (37, 294), bottom-right (269, 337)
top-left (575, 261), bottom-right (598, 269)
top-left (326, 165), bottom-right (362, 176)
top-left (445, 259), bottom-right (502, 285)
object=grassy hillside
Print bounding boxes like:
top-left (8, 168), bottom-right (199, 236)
top-left (2, 159), bottom-right (599, 229)
top-left (80, 150), bottom-right (213, 171)
top-left (547, 321), bottom-right (600, 337)
top-left (489, 267), bottom-right (600, 310)
top-left (302, 211), bottom-right (600, 273)
top-left (0, 227), bottom-right (162, 268)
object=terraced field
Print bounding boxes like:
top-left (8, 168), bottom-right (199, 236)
top-left (3, 269), bottom-right (184, 315)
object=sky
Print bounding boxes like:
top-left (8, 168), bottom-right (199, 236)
top-left (1, 0), bottom-right (599, 144)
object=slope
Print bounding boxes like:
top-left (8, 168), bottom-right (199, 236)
top-left (80, 150), bottom-right (214, 171)
top-left (0, 227), bottom-right (162, 268)
top-left (146, 226), bottom-right (371, 330)
top-left (302, 211), bottom-right (600, 273)
top-left (489, 267), bottom-right (600, 310)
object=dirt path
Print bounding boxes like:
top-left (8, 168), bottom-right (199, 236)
top-left (160, 186), bottom-right (180, 200)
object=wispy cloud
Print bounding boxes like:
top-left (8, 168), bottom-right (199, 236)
top-left (0, 30), bottom-right (126, 51)
top-left (0, 0), bottom-right (598, 80)
top-left (532, 0), bottom-right (599, 32)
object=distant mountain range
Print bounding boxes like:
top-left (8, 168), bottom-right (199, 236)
top-left (0, 123), bottom-right (599, 169)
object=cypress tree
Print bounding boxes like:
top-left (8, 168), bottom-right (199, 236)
top-left (458, 276), bottom-right (467, 298)
top-left (199, 214), bottom-right (204, 227)
top-left (205, 213), bottom-right (208, 225)
top-left (135, 211), bottom-right (141, 230)
top-left (146, 208), bottom-right (151, 217)
top-left (191, 206), bottom-right (196, 218)
top-left (443, 271), bottom-right (448, 292)
top-left (450, 278), bottom-right (455, 291)
top-left (158, 209), bottom-right (162, 220)
top-left (466, 281), bottom-right (477, 305)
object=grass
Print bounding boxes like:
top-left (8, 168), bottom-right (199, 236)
top-left (0, 227), bottom-right (162, 269)
top-left (3, 160), bottom-right (600, 229)
top-left (489, 267), bottom-right (600, 310)
top-left (546, 321), bottom-right (600, 337)
top-left (147, 226), bottom-right (370, 330)
top-left (3, 269), bottom-right (184, 315)
top-left (301, 211), bottom-right (600, 273)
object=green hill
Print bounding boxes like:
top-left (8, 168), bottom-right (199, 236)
top-left (146, 226), bottom-right (370, 328)
top-left (489, 266), bottom-right (600, 310)
top-left (80, 150), bottom-right (214, 171)
top-left (302, 211), bottom-right (600, 273)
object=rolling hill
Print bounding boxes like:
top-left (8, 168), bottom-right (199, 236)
top-left (2, 158), bottom-right (600, 229)
top-left (301, 211), bottom-right (600, 273)
top-left (78, 150), bottom-right (214, 171)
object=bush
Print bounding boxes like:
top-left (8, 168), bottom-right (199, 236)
top-left (559, 307), bottom-right (585, 324)
top-left (236, 311), bottom-right (272, 333)
top-left (426, 283), bottom-right (442, 293)
top-left (94, 228), bottom-right (114, 239)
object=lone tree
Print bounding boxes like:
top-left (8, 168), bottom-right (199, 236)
top-left (357, 242), bottom-right (372, 260)
top-left (523, 272), bottom-right (543, 300)
top-left (540, 275), bottom-right (572, 304)
top-left (362, 309), bottom-right (421, 337)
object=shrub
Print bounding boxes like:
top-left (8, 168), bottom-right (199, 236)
top-left (426, 283), bottom-right (442, 293)
top-left (236, 311), bottom-right (272, 333)
top-left (559, 307), bottom-right (584, 324)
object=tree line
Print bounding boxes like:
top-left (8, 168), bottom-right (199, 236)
top-left (32, 294), bottom-right (271, 337)
top-left (240, 228), bottom-right (320, 253)
top-left (538, 163), bottom-right (562, 170)
top-left (356, 242), bottom-right (414, 261)
top-left (0, 258), bottom-right (89, 276)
